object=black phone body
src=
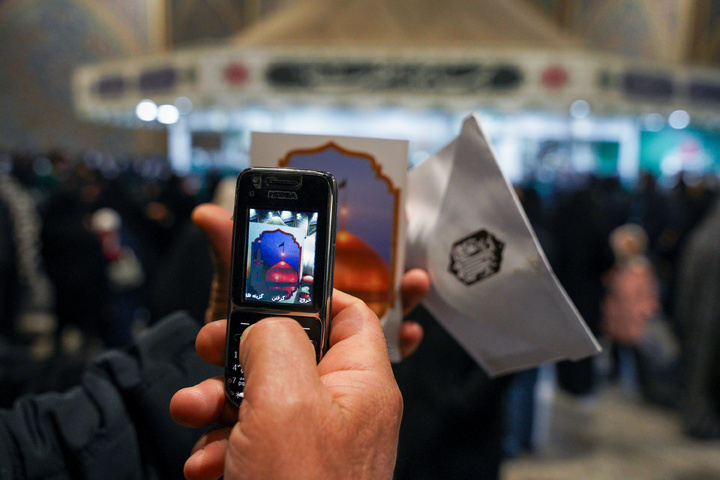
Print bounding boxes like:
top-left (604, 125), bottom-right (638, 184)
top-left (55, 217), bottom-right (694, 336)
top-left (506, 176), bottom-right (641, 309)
top-left (225, 167), bottom-right (338, 406)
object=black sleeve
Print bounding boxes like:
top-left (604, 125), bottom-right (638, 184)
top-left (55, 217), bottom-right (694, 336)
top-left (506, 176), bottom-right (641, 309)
top-left (0, 311), bottom-right (223, 480)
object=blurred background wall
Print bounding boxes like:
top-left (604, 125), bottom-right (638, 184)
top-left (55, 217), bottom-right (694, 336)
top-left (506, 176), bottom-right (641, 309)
top-left (0, 0), bottom-right (156, 153)
top-left (0, 0), bottom-right (289, 153)
top-left (553, 0), bottom-right (720, 66)
top-left (2, 0), bottom-right (720, 157)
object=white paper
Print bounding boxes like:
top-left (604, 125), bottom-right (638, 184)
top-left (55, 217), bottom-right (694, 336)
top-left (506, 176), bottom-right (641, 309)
top-left (406, 114), bottom-right (601, 376)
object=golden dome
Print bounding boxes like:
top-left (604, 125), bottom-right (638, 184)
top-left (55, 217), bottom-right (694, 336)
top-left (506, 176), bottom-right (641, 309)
top-left (334, 230), bottom-right (390, 317)
top-left (266, 260), bottom-right (299, 299)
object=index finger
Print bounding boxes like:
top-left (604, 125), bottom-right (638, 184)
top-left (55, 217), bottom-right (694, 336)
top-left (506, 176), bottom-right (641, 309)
top-left (330, 288), bottom-right (361, 317)
top-left (321, 291), bottom-right (391, 376)
top-left (191, 203), bottom-right (233, 268)
top-left (328, 289), bottom-right (385, 349)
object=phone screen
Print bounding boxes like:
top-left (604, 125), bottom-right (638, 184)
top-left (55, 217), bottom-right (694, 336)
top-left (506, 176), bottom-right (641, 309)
top-left (243, 208), bottom-right (318, 305)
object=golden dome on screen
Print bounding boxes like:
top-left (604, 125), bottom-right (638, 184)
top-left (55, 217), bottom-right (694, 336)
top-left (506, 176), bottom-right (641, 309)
top-left (266, 259), bottom-right (299, 299)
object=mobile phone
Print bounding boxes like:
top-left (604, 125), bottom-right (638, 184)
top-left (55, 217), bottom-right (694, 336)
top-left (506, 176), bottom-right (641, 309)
top-left (225, 167), bottom-right (338, 406)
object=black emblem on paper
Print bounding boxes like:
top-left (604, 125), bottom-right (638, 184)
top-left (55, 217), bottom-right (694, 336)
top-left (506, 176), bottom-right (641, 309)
top-left (449, 230), bottom-right (504, 285)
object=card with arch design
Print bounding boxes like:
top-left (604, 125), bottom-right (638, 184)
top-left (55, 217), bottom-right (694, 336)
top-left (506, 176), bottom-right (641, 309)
top-left (250, 132), bottom-right (408, 360)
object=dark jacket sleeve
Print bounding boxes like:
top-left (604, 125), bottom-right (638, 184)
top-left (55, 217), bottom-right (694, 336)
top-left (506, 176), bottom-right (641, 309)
top-left (0, 311), bottom-right (222, 480)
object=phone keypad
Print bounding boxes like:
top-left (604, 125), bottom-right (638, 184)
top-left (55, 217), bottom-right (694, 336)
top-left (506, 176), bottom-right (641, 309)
top-left (225, 319), bottom-right (251, 404)
top-left (225, 313), bottom-right (324, 406)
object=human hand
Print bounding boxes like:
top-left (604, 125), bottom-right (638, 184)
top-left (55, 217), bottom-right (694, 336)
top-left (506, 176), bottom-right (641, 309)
top-left (191, 203), bottom-right (429, 356)
top-left (171, 289), bottom-right (403, 480)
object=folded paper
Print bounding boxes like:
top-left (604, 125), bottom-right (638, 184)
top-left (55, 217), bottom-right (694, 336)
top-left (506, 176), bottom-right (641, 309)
top-left (406, 114), bottom-right (601, 375)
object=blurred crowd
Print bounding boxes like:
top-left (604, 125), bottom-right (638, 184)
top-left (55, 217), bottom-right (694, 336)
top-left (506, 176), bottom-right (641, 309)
top-left (515, 168), bottom-right (720, 440)
top-left (0, 150), bottom-right (231, 406)
top-left (1, 149), bottom-right (719, 477)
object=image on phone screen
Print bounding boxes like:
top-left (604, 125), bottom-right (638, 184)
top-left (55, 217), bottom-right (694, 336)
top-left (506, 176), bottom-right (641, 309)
top-left (244, 208), bottom-right (318, 305)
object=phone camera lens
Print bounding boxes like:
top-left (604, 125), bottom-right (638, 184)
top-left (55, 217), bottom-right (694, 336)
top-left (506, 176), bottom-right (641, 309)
top-left (251, 175), bottom-right (262, 188)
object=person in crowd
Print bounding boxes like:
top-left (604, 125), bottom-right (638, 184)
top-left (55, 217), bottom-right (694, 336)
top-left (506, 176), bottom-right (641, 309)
top-left (147, 216), bottom-right (215, 324)
top-left (550, 174), bottom-right (620, 395)
top-left (89, 207), bottom-right (147, 346)
top-left (600, 223), bottom-right (681, 406)
top-left (0, 202), bottom-right (431, 479)
top-left (0, 165), bottom-right (56, 346)
top-left (147, 174), bottom-right (236, 325)
top-left (660, 170), bottom-right (718, 316)
top-left (392, 307), bottom-right (512, 480)
top-left (0, 161), bottom-right (81, 408)
top-left (674, 197), bottom-right (720, 439)
top-left (39, 165), bottom-right (113, 353)
top-left (142, 173), bottom-right (199, 254)
top-left (602, 224), bottom-right (660, 348)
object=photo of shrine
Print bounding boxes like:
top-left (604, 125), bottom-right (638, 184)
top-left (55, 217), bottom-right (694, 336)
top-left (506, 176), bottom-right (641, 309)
top-left (245, 209), bottom-right (315, 304)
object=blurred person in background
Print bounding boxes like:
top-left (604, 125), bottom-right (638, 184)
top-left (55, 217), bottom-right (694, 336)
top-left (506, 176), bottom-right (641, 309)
top-left (659, 171), bottom-right (718, 317)
top-left (89, 207), bottom-right (146, 347)
top-left (393, 307), bottom-right (512, 480)
top-left (147, 174), bottom-right (233, 324)
top-left (674, 196), bottom-right (720, 439)
top-left (601, 223), bottom-right (680, 406)
top-left (39, 164), bottom-right (113, 354)
top-left (0, 154), bottom-right (56, 346)
top-left (142, 173), bottom-right (199, 254)
top-left (550, 174), bottom-right (622, 396)
top-left (0, 154), bottom-right (78, 407)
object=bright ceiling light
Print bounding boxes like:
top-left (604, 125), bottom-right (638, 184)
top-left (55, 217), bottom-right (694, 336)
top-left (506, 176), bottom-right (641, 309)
top-left (135, 99), bottom-right (158, 122)
top-left (157, 104), bottom-right (180, 125)
top-left (668, 110), bottom-right (690, 130)
top-left (569, 100), bottom-right (590, 119)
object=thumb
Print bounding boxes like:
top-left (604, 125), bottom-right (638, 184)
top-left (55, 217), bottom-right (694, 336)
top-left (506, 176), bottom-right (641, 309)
top-left (225, 317), bottom-right (330, 480)
top-left (239, 317), bottom-right (323, 404)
